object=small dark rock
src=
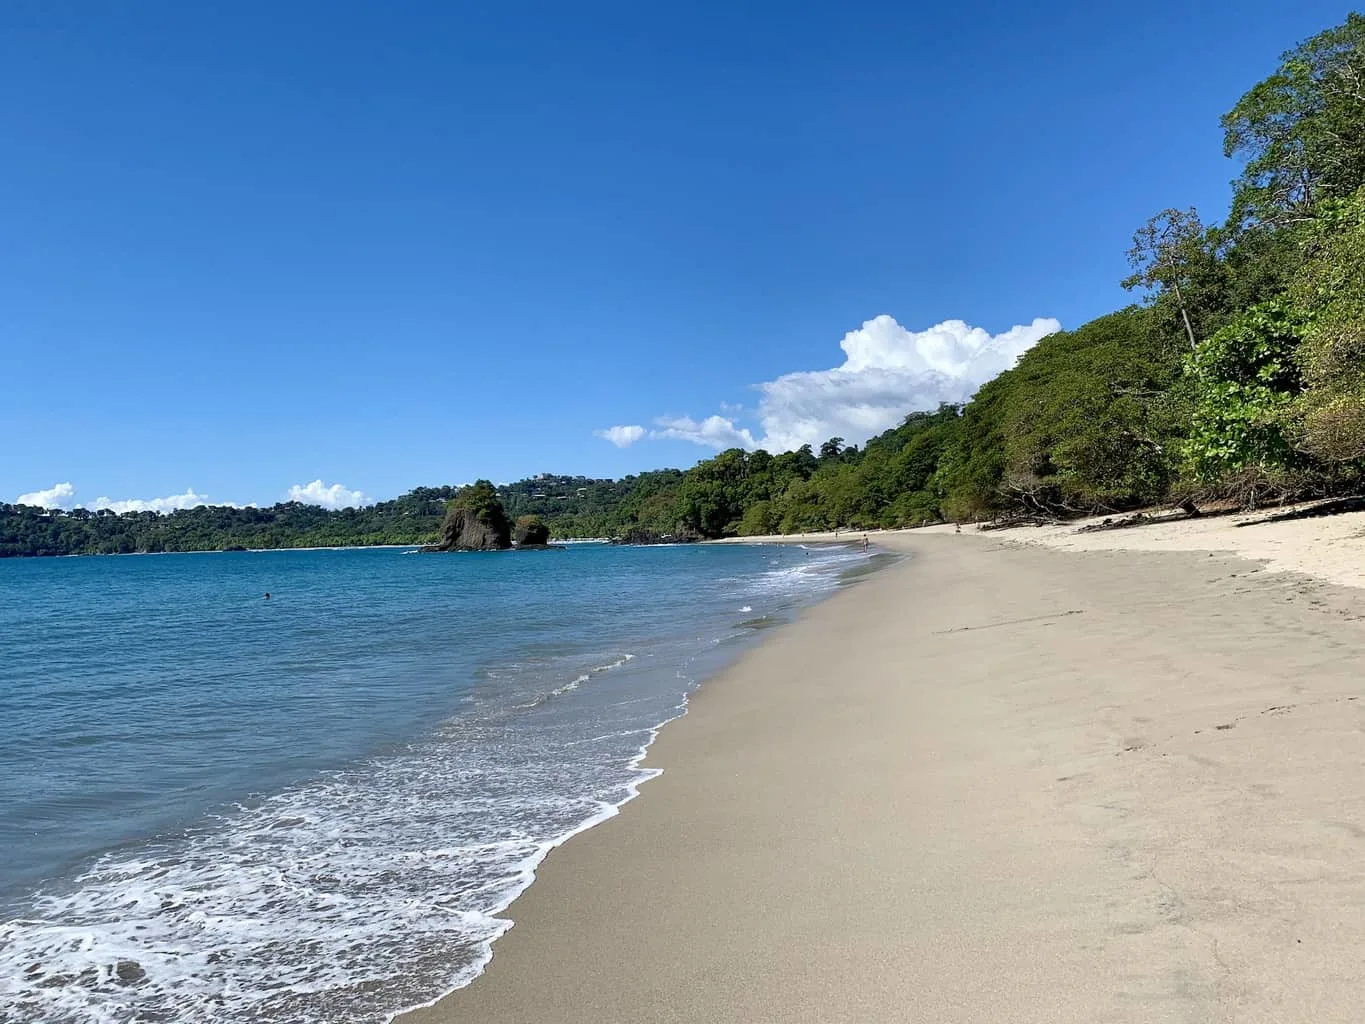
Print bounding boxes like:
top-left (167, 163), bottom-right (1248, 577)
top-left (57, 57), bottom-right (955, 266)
top-left (513, 515), bottom-right (550, 548)
top-left (114, 960), bottom-right (146, 986)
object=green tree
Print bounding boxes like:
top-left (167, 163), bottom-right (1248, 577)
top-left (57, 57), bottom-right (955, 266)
top-left (818, 437), bottom-right (846, 462)
top-left (1122, 208), bottom-right (1208, 350)
top-left (449, 480), bottom-right (506, 523)
top-left (1284, 186), bottom-right (1365, 462)
top-left (1222, 13), bottom-right (1365, 229)
top-left (1181, 299), bottom-right (1309, 480)
top-left (737, 501), bottom-right (777, 536)
top-left (940, 309), bottom-right (1186, 517)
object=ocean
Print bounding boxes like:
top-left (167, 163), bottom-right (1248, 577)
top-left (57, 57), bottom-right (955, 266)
top-left (0, 541), bottom-right (878, 1023)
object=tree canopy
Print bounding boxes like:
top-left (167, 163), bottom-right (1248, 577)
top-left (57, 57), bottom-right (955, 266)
top-left (1223, 13), bottom-right (1365, 229)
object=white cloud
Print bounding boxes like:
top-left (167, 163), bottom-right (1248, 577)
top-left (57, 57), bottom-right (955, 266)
top-left (287, 479), bottom-right (368, 509)
top-left (92, 489), bottom-right (216, 514)
top-left (16, 482), bottom-right (76, 508)
top-left (12, 482), bottom-right (253, 514)
top-left (650, 415), bottom-right (759, 451)
top-left (630, 314), bottom-right (1061, 453)
top-left (594, 424), bottom-right (647, 448)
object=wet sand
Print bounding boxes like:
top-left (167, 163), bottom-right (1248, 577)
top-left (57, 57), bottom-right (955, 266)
top-left (401, 532), bottom-right (1365, 1023)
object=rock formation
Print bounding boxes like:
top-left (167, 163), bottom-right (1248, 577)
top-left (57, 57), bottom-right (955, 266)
top-left (513, 515), bottom-right (551, 548)
top-left (425, 481), bottom-right (512, 551)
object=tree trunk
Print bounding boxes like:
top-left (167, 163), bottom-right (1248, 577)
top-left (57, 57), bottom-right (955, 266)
top-left (1171, 278), bottom-right (1197, 352)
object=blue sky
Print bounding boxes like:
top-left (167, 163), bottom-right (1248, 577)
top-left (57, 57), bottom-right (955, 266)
top-left (1, 1), bottom-right (1352, 509)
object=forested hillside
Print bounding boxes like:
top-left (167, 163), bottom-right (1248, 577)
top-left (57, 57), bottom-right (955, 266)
top-left (5, 13), bottom-right (1365, 557)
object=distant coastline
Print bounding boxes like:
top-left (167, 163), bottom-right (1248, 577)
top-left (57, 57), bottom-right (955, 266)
top-left (18, 541), bottom-right (613, 560)
top-left (35, 542), bottom-right (427, 560)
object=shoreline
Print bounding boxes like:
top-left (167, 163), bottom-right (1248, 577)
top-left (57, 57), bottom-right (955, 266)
top-left (716, 500), bottom-right (1365, 590)
top-left (1, 541), bottom-right (868, 1024)
top-left (399, 527), bottom-right (1365, 1023)
top-left (386, 543), bottom-right (887, 1022)
top-left (387, 697), bottom-right (681, 1024)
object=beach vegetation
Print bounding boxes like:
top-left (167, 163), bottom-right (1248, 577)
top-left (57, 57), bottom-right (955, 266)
top-left (1181, 299), bottom-right (1309, 480)
top-left (1284, 187), bottom-right (1365, 463)
top-left (1222, 13), bottom-right (1365, 231)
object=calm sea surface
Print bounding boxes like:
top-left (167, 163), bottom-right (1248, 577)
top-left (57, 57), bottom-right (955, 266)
top-left (0, 542), bottom-right (877, 1023)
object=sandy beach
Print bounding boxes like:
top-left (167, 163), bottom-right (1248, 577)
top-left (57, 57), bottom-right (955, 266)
top-left (402, 520), bottom-right (1365, 1023)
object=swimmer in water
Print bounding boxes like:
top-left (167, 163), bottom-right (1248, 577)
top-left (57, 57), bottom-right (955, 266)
top-left (264, 592), bottom-right (271, 600)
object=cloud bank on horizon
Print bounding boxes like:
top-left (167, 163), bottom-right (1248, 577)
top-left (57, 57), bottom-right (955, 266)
top-left (598, 314), bottom-right (1061, 452)
top-left (14, 483), bottom-right (222, 514)
top-left (286, 479), bottom-right (368, 509)
top-left (15, 482), bottom-right (77, 509)
top-left (11, 479), bottom-right (369, 513)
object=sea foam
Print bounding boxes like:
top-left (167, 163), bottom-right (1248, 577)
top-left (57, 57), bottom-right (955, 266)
top-left (0, 653), bottom-right (664, 1023)
top-left (0, 542), bottom-right (870, 1023)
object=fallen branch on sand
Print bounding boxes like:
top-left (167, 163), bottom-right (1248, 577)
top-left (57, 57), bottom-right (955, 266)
top-left (1233, 496), bottom-right (1365, 528)
top-left (1075, 500), bottom-right (1206, 535)
top-left (978, 514), bottom-right (1060, 531)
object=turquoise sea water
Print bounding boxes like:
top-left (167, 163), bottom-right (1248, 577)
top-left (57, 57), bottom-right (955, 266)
top-left (0, 542), bottom-right (874, 1023)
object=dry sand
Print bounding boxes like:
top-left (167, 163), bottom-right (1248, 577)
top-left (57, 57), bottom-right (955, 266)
top-left (402, 527), bottom-right (1365, 1023)
top-left (924, 502), bottom-right (1365, 590)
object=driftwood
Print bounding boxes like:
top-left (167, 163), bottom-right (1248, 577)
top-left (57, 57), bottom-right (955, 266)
top-left (977, 514), bottom-right (1060, 531)
top-left (1075, 502), bottom-right (1207, 535)
top-left (1234, 495), bottom-right (1365, 528)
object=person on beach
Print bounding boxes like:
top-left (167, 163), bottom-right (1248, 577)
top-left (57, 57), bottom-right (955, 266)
top-left (862, 535), bottom-right (869, 552)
